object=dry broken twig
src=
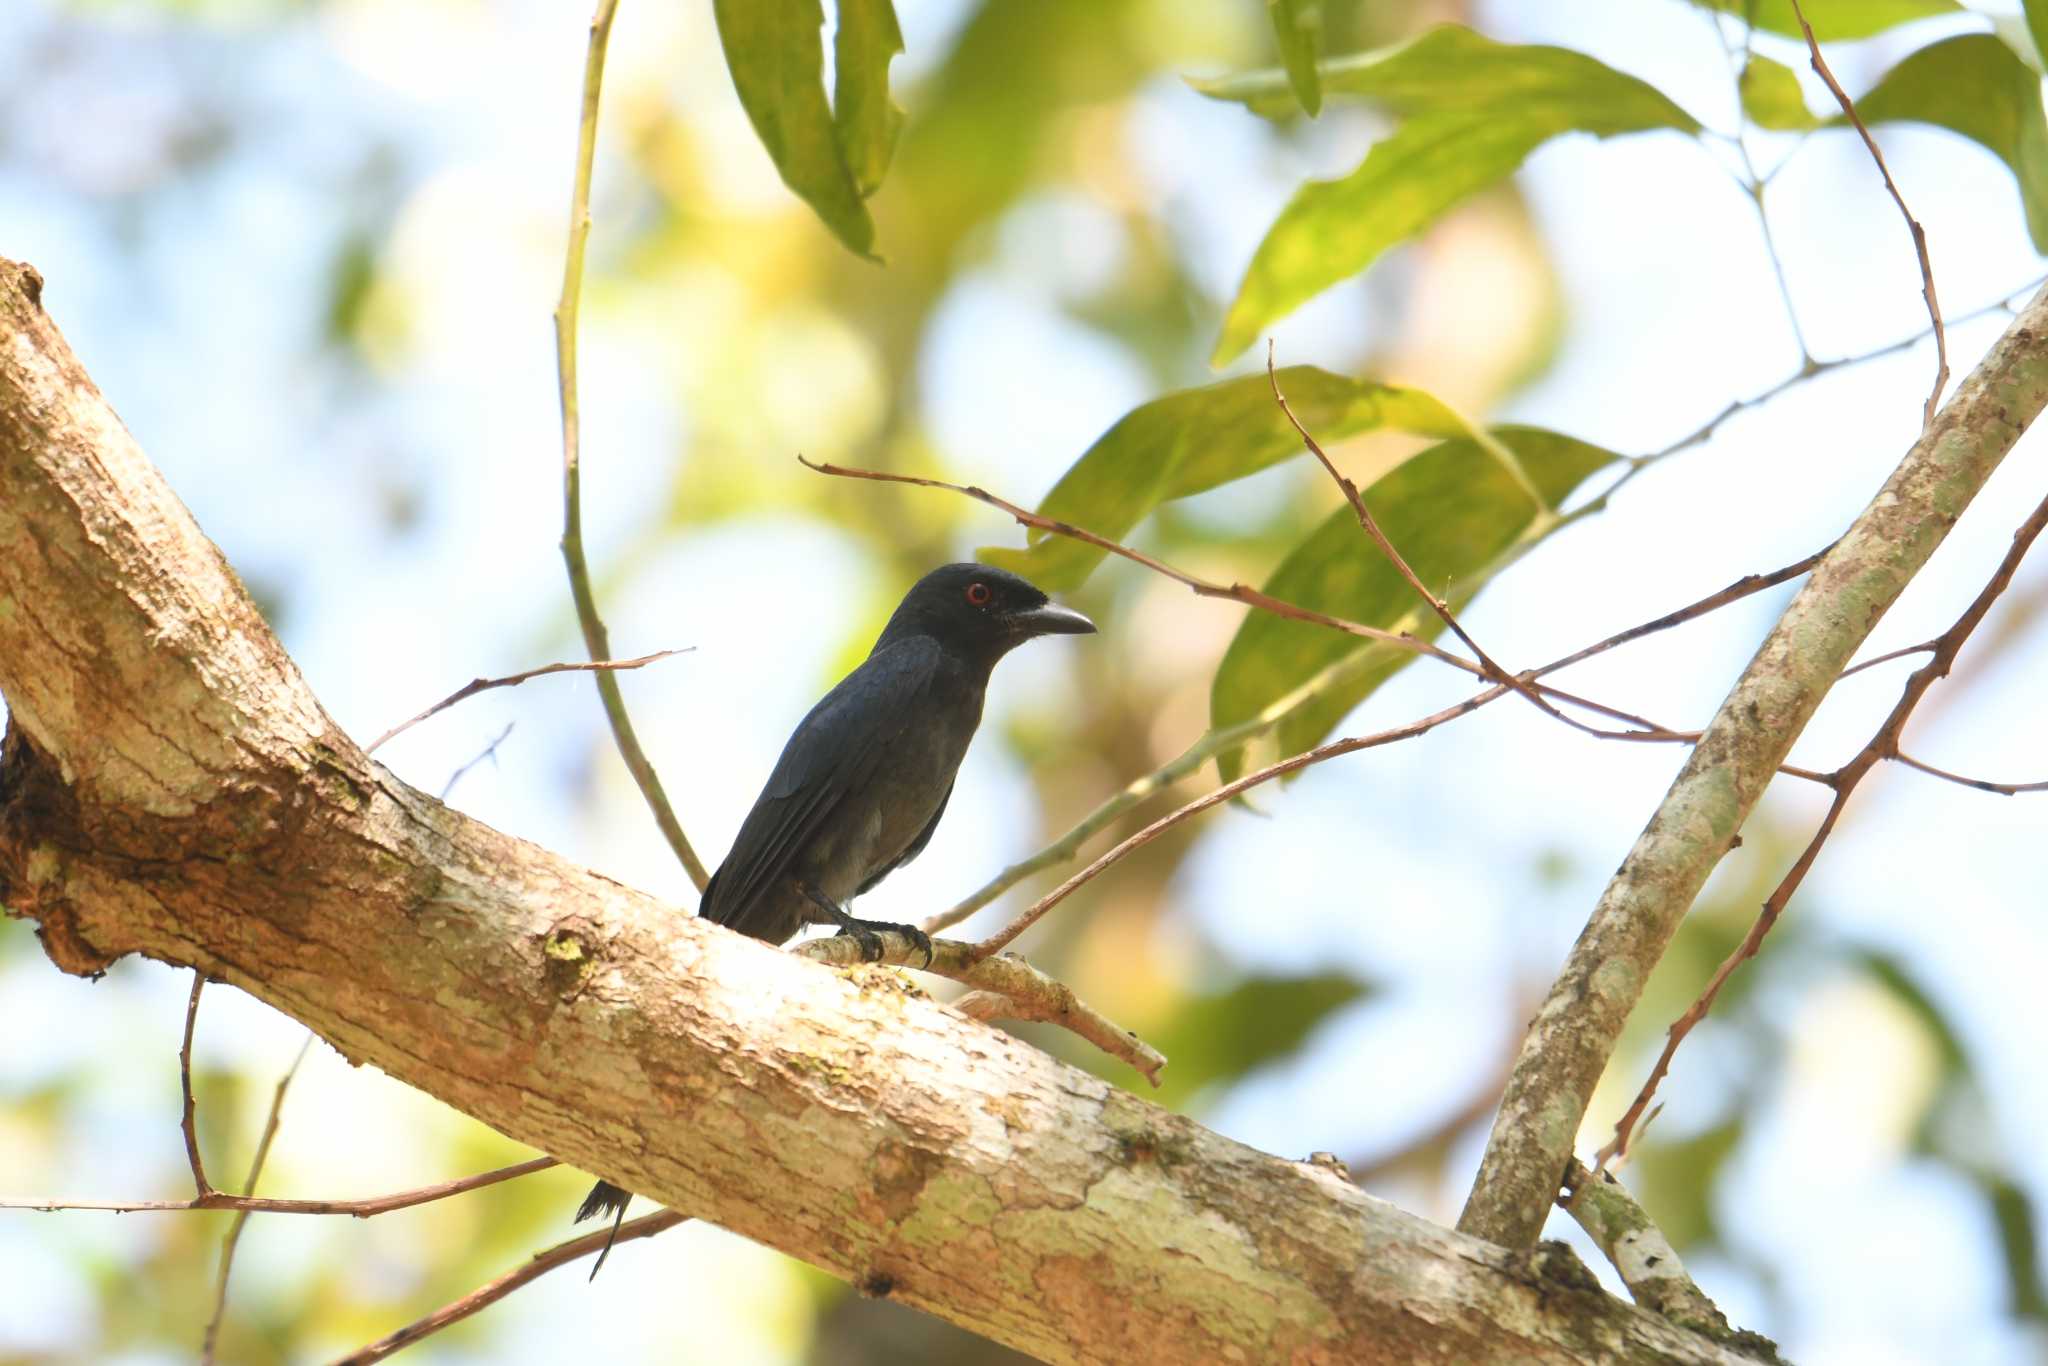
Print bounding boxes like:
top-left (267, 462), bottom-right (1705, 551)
top-left (794, 934), bottom-right (1168, 1085)
top-left (366, 651), bottom-right (689, 754)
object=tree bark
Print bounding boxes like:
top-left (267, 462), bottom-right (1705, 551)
top-left (0, 257), bottom-right (1759, 1364)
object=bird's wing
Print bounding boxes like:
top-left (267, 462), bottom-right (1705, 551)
top-left (856, 776), bottom-right (951, 897)
top-left (703, 638), bottom-right (941, 939)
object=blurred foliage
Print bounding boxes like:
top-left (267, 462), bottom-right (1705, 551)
top-left (1193, 26), bottom-right (1700, 362)
top-left (7, 0), bottom-right (2048, 1361)
top-left (1738, 55), bottom-right (1819, 132)
top-left (1854, 34), bottom-right (2048, 252)
top-left (1210, 427), bottom-right (1618, 780)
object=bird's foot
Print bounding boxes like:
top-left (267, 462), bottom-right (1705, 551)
top-left (829, 915), bottom-right (934, 968)
top-left (799, 882), bottom-right (934, 967)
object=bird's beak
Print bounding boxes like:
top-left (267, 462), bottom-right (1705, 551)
top-left (1013, 602), bottom-right (1096, 637)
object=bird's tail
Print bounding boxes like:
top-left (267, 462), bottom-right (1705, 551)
top-left (575, 1179), bottom-right (631, 1224)
top-left (576, 1179), bottom-right (632, 1280)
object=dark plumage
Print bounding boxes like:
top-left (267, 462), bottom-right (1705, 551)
top-left (575, 562), bottom-right (1094, 1265)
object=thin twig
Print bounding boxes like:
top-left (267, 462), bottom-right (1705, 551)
top-left (1, 1155), bottom-right (559, 1215)
top-left (800, 456), bottom-right (1454, 663)
top-left (1713, 3), bottom-right (1815, 367)
top-left (179, 972), bottom-right (214, 1198)
top-left (331, 1210), bottom-right (689, 1365)
top-left (1531, 548), bottom-right (1830, 679)
top-left (1598, 488), bottom-right (2048, 1166)
top-left (922, 543), bottom-right (1837, 936)
top-left (1268, 346), bottom-right (1634, 741)
top-left (1789, 0), bottom-right (1947, 427)
top-left (794, 936), bottom-right (1168, 1084)
top-left (366, 651), bottom-right (688, 755)
top-left (553, 0), bottom-right (710, 891)
top-left (201, 1032), bottom-right (314, 1365)
top-left (801, 456), bottom-right (1666, 742)
top-left (440, 722), bottom-right (516, 801)
top-left (1891, 752), bottom-right (2046, 795)
top-left (973, 686), bottom-right (1509, 957)
top-left (1838, 640), bottom-right (1937, 680)
top-left (1618, 280), bottom-right (2032, 505)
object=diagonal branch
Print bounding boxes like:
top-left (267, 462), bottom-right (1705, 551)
top-left (972, 686), bottom-right (1506, 956)
top-left (1269, 345), bottom-right (1645, 741)
top-left (333, 1210), bottom-right (690, 1365)
top-left (1595, 488), bottom-right (2048, 1167)
top-left (1458, 280), bottom-right (2048, 1250)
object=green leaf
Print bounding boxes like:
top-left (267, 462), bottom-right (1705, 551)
top-left (1855, 33), bottom-right (2048, 253)
top-left (713, 0), bottom-right (875, 258)
top-left (1146, 970), bottom-right (1373, 1106)
top-left (978, 367), bottom-right (1463, 592)
top-left (1690, 0), bottom-right (1960, 41)
top-left (1210, 427), bottom-right (1619, 781)
top-left (833, 0), bottom-right (905, 197)
top-left (1268, 0), bottom-right (1324, 117)
top-left (2025, 1), bottom-right (2048, 72)
top-left (1740, 55), bottom-right (1819, 131)
top-left (1196, 27), bottom-right (1698, 363)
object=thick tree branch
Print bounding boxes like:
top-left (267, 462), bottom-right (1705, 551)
top-left (1459, 282), bottom-right (2048, 1249)
top-left (0, 259), bottom-right (1767, 1363)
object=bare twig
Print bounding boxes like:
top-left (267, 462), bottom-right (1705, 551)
top-left (1789, 0), bottom-right (1947, 427)
top-left (440, 722), bottom-right (516, 801)
top-left (923, 543), bottom-right (1838, 937)
top-left (1533, 548), bottom-right (1830, 679)
top-left (1838, 640), bottom-right (1938, 680)
top-left (1891, 752), bottom-right (2046, 795)
top-left (1268, 347), bottom-right (1597, 739)
top-left (799, 457), bottom-right (1453, 663)
top-left (1597, 489), bottom-right (2048, 1167)
top-left (1, 1155), bottom-right (559, 1215)
top-left (802, 456), bottom-right (1674, 743)
top-left (179, 972), bottom-right (214, 1197)
top-left (794, 935), bottom-right (1168, 1084)
top-left (554, 0), bottom-right (709, 891)
top-left (201, 1032), bottom-right (314, 1365)
top-left (331, 1209), bottom-right (690, 1365)
top-left (973, 687), bottom-right (1507, 957)
top-left (366, 652), bottom-right (688, 755)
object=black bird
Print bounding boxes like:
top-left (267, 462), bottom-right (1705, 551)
top-left (575, 562), bottom-right (1094, 1262)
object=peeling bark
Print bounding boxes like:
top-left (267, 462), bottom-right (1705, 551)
top-left (0, 258), bottom-right (1761, 1364)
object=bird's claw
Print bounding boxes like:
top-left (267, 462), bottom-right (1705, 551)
top-left (830, 918), bottom-right (934, 968)
top-left (834, 920), bottom-right (888, 962)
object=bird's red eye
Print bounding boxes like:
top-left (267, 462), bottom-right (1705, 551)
top-left (965, 581), bottom-right (993, 607)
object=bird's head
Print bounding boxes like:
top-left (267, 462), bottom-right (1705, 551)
top-left (876, 563), bottom-right (1095, 661)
